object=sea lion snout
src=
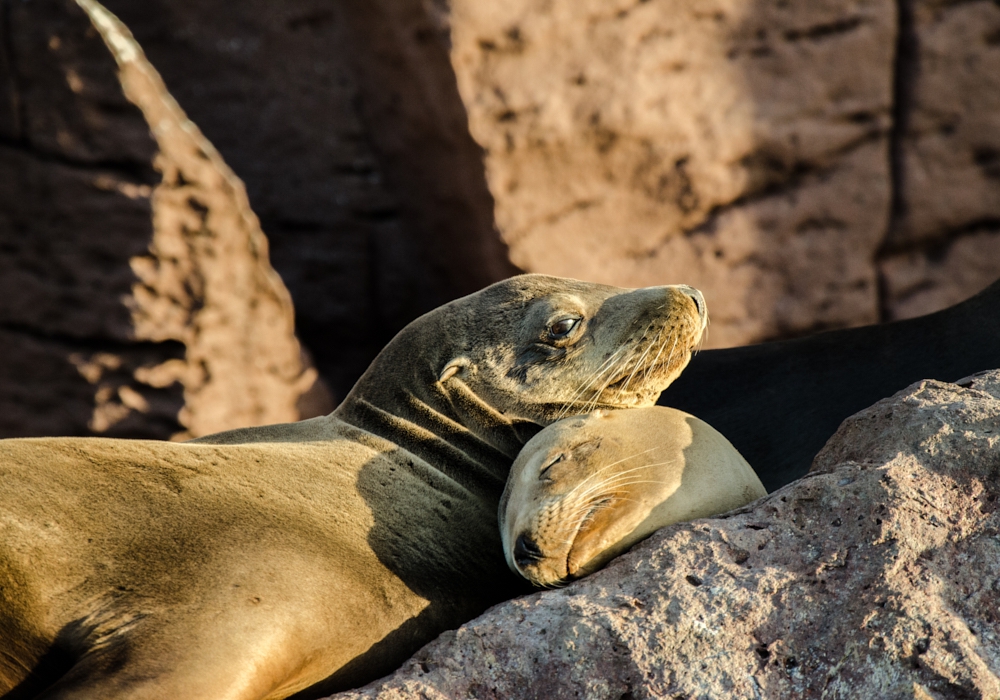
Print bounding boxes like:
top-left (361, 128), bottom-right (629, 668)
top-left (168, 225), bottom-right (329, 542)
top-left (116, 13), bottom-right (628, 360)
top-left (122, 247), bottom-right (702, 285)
top-left (513, 533), bottom-right (544, 568)
top-left (676, 285), bottom-right (707, 326)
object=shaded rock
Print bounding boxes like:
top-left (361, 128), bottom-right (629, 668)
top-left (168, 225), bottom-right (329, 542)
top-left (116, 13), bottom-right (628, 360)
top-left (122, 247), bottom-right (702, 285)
top-left (0, 0), bottom-right (316, 439)
top-left (880, 0), bottom-right (1000, 321)
top-left (328, 370), bottom-right (1000, 699)
top-left (100, 0), bottom-right (517, 399)
top-left (448, 0), bottom-right (895, 346)
top-left (880, 228), bottom-right (1000, 322)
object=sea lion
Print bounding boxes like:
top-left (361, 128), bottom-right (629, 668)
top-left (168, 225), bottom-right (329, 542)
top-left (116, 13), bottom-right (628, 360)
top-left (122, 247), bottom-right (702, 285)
top-left (661, 276), bottom-right (1000, 491)
top-left (0, 274), bottom-right (705, 700)
top-left (499, 407), bottom-right (765, 587)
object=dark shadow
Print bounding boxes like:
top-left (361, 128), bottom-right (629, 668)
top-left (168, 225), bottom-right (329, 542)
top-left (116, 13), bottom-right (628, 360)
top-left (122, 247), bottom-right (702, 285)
top-left (290, 607), bottom-right (451, 698)
top-left (105, 0), bottom-right (520, 401)
top-left (294, 445), bottom-right (531, 695)
top-left (660, 277), bottom-right (1000, 491)
top-left (0, 639), bottom-right (75, 700)
top-left (0, 0), bottom-right (185, 440)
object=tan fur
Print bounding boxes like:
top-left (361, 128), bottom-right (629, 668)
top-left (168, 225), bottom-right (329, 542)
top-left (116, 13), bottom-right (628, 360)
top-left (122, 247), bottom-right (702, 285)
top-left (500, 406), bottom-right (766, 587)
top-left (0, 275), bottom-right (705, 699)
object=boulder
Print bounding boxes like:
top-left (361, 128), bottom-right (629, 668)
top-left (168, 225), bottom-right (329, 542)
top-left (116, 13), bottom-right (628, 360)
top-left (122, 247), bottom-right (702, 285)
top-left (0, 0), bottom-right (317, 439)
top-left (327, 369), bottom-right (1000, 699)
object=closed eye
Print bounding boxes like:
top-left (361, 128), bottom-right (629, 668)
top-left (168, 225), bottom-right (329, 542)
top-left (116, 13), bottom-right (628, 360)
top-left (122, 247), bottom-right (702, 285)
top-left (538, 453), bottom-right (565, 480)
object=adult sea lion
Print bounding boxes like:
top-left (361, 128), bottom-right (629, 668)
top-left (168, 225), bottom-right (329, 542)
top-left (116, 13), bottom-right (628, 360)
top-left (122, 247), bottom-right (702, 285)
top-left (661, 276), bottom-right (1000, 491)
top-left (0, 274), bottom-right (705, 700)
top-left (499, 407), bottom-right (765, 587)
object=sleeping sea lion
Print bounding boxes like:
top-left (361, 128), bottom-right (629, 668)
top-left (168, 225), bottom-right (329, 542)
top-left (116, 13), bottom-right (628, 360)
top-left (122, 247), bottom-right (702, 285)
top-left (499, 407), bottom-right (765, 587)
top-left (0, 274), bottom-right (705, 700)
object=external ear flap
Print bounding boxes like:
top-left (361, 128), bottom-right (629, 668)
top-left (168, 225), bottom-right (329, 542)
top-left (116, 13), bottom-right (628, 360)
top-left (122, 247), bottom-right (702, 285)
top-left (569, 438), bottom-right (602, 463)
top-left (439, 357), bottom-right (470, 383)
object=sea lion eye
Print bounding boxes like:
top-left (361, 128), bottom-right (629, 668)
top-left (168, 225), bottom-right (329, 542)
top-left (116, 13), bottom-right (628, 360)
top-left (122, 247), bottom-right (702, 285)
top-left (548, 317), bottom-right (580, 340)
top-left (538, 453), bottom-right (564, 480)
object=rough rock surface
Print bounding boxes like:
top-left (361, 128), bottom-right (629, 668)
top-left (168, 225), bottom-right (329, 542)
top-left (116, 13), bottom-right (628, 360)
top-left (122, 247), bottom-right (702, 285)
top-left (447, 0), bottom-right (1000, 344)
top-left (327, 369), bottom-right (1000, 699)
top-left (449, 0), bottom-right (896, 346)
top-left (100, 0), bottom-right (517, 399)
top-left (0, 0), bottom-right (316, 439)
top-left (879, 0), bottom-right (1000, 321)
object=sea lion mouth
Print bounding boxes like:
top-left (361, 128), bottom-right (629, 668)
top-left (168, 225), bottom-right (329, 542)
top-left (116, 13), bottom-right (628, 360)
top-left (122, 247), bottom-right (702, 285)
top-left (564, 496), bottom-right (615, 580)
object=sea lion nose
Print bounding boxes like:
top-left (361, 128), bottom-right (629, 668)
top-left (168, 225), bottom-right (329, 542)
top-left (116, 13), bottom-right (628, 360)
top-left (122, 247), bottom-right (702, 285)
top-left (676, 285), bottom-right (707, 320)
top-left (513, 533), bottom-right (544, 568)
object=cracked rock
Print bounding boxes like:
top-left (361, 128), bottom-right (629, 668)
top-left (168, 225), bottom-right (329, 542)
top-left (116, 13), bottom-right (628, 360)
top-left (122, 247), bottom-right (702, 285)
top-left (447, 0), bottom-right (896, 347)
top-left (880, 0), bottom-right (1000, 321)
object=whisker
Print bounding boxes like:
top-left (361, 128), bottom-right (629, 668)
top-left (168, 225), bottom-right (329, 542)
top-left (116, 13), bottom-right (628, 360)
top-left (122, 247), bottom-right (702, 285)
top-left (615, 322), bottom-right (657, 401)
top-left (561, 447), bottom-right (664, 499)
top-left (557, 345), bottom-right (630, 418)
top-left (582, 345), bottom-right (636, 414)
top-left (641, 328), bottom-right (663, 384)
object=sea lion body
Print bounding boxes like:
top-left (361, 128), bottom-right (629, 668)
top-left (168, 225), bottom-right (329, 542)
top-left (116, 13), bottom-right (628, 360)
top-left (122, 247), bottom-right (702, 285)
top-left (500, 407), bottom-right (765, 587)
top-left (0, 275), bottom-right (706, 699)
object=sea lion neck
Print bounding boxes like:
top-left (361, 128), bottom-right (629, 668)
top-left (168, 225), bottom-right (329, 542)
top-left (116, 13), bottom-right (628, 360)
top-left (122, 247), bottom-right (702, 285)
top-left (334, 309), bottom-right (538, 502)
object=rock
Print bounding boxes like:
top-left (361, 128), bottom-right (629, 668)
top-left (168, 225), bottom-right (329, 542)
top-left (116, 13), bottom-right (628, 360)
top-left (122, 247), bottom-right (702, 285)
top-left (445, 0), bottom-right (1000, 344)
top-left (879, 0), bottom-right (1000, 321)
top-left (100, 0), bottom-right (517, 399)
top-left (448, 0), bottom-right (896, 346)
top-left (880, 229), bottom-right (1000, 322)
top-left (326, 370), bottom-right (1000, 699)
top-left (0, 0), bottom-right (316, 439)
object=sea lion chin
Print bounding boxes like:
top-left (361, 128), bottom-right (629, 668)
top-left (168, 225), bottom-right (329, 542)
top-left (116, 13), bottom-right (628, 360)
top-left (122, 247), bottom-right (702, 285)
top-left (500, 406), bottom-right (767, 588)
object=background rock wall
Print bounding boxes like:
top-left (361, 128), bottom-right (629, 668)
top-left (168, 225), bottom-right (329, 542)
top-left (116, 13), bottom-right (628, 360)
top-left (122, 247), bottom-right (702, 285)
top-left (1, 0), bottom-right (998, 437)
top-left (0, 0), bottom-right (315, 439)
top-left (449, 0), bottom-right (1000, 346)
top-left (880, 0), bottom-right (1000, 320)
top-left (99, 0), bottom-right (519, 401)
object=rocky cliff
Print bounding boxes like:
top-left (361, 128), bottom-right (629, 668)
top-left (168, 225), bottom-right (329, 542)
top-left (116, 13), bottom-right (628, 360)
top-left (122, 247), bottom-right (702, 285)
top-left (449, 0), bottom-right (1000, 345)
top-left (2, 0), bottom-right (998, 436)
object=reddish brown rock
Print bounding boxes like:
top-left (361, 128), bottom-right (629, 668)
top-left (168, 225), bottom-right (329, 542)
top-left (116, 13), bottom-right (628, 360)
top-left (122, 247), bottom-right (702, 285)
top-left (880, 228), bottom-right (1000, 321)
top-left (327, 370), bottom-right (1000, 699)
top-left (880, 0), bottom-right (1000, 321)
top-left (448, 0), bottom-right (896, 346)
top-left (0, 0), bottom-right (316, 439)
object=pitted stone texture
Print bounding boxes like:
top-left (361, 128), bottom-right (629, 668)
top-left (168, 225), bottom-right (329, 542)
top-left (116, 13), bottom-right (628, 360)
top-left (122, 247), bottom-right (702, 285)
top-left (449, 0), bottom-right (895, 346)
top-left (328, 370), bottom-right (1000, 699)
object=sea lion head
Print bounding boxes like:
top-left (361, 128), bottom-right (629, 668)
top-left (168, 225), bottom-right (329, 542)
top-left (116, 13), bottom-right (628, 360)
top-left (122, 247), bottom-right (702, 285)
top-left (339, 274), bottom-right (706, 487)
top-left (499, 407), bottom-right (767, 587)
top-left (427, 274), bottom-right (707, 426)
top-left (498, 408), bottom-right (688, 586)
